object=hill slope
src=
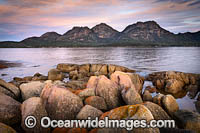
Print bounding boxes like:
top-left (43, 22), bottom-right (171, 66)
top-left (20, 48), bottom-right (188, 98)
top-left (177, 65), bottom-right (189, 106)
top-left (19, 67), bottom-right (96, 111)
top-left (0, 21), bottom-right (200, 47)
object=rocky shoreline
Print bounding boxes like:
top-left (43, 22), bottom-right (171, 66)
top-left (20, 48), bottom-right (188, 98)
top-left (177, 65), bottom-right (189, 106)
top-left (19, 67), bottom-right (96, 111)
top-left (0, 60), bottom-right (22, 69)
top-left (0, 63), bottom-right (200, 133)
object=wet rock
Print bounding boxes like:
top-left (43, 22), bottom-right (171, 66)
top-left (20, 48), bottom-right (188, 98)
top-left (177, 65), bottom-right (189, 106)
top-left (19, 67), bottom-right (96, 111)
top-left (57, 63), bottom-right (78, 72)
top-left (0, 79), bottom-right (20, 99)
top-left (40, 84), bottom-right (83, 120)
top-left (85, 96), bottom-right (107, 111)
top-left (21, 97), bottom-right (50, 133)
top-left (0, 93), bottom-right (21, 125)
top-left (143, 90), bottom-right (153, 101)
top-left (165, 79), bottom-right (185, 94)
top-left (143, 102), bottom-right (171, 120)
top-left (101, 104), bottom-right (154, 122)
top-left (20, 81), bottom-right (45, 101)
top-left (145, 86), bottom-right (157, 93)
top-left (174, 110), bottom-right (200, 132)
top-left (186, 84), bottom-right (199, 99)
top-left (66, 80), bottom-right (87, 90)
top-left (162, 95), bottom-right (179, 116)
top-left (76, 88), bottom-right (95, 100)
top-left (0, 122), bottom-right (16, 133)
top-left (87, 75), bottom-right (121, 110)
top-left (48, 68), bottom-right (64, 81)
top-left (76, 105), bottom-right (103, 120)
top-left (152, 93), bottom-right (164, 106)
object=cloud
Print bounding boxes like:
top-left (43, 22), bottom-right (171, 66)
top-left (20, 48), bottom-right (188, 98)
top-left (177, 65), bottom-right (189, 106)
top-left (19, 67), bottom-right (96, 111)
top-left (0, 0), bottom-right (200, 41)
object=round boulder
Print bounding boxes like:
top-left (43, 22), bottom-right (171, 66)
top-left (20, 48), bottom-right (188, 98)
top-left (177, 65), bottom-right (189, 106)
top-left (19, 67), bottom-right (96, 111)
top-left (40, 84), bottom-right (83, 120)
top-left (0, 93), bottom-right (21, 125)
top-left (143, 102), bottom-right (171, 120)
top-left (165, 79), bottom-right (185, 94)
top-left (21, 97), bottom-right (50, 133)
top-left (20, 81), bottom-right (45, 101)
top-left (87, 75), bottom-right (121, 110)
top-left (0, 79), bottom-right (20, 100)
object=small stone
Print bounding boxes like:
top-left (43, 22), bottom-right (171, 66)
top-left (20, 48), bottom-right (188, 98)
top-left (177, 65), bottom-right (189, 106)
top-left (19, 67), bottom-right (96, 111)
top-left (143, 90), bottom-right (153, 101)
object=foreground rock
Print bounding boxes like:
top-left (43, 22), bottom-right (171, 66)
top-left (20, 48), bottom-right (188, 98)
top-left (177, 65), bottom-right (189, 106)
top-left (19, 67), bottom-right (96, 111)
top-left (84, 96), bottom-right (107, 111)
top-left (76, 105), bottom-right (103, 120)
top-left (40, 84), bottom-right (83, 120)
top-left (101, 104), bottom-right (154, 121)
top-left (174, 110), bottom-right (200, 132)
top-left (161, 95), bottom-right (179, 116)
top-left (20, 81), bottom-right (45, 101)
top-left (21, 97), bottom-right (50, 133)
top-left (143, 102), bottom-right (171, 120)
top-left (110, 71), bottom-right (144, 94)
top-left (0, 93), bottom-right (21, 125)
top-left (0, 122), bottom-right (16, 133)
top-left (87, 75), bottom-right (121, 110)
top-left (110, 71), bottom-right (143, 105)
top-left (0, 79), bottom-right (20, 99)
top-left (100, 104), bottom-right (159, 133)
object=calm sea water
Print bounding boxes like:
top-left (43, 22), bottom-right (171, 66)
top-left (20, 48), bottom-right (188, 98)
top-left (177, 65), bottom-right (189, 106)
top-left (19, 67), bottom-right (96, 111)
top-left (0, 47), bottom-right (200, 111)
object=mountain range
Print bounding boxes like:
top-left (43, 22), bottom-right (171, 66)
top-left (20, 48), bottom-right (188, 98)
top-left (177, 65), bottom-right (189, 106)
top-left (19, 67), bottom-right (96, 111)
top-left (0, 21), bottom-right (200, 47)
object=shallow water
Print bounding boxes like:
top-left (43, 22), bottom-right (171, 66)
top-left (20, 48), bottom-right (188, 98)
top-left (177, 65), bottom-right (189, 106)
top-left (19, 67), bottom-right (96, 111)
top-left (0, 47), bottom-right (200, 112)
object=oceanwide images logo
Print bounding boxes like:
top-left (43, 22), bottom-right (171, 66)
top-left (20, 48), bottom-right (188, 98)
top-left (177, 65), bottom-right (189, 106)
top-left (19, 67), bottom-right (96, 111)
top-left (25, 115), bottom-right (175, 130)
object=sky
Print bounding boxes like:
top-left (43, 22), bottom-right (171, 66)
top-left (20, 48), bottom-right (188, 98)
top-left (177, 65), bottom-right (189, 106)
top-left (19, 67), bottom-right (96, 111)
top-left (0, 0), bottom-right (200, 41)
